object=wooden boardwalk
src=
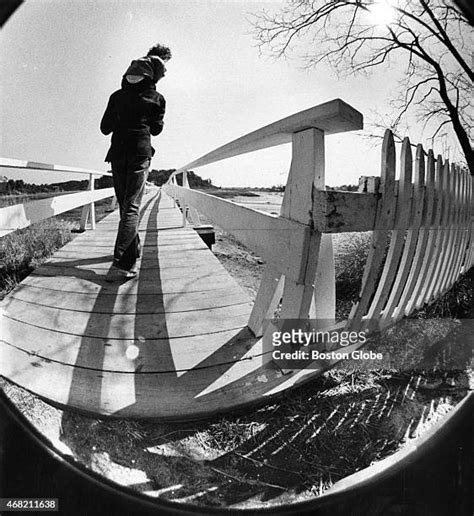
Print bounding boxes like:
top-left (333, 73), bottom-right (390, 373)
top-left (0, 190), bottom-right (312, 419)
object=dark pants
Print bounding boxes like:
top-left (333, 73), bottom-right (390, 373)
top-left (111, 154), bottom-right (150, 271)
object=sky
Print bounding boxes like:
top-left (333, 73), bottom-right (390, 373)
top-left (0, 0), bottom-right (440, 187)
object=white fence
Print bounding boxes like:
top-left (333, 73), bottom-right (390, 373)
top-left (164, 98), bottom-right (474, 335)
top-left (0, 158), bottom-right (115, 237)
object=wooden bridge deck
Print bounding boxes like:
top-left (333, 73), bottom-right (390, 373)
top-left (0, 190), bottom-right (313, 419)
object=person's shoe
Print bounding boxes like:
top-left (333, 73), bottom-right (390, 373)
top-left (105, 264), bottom-right (137, 282)
top-left (123, 268), bottom-right (137, 279)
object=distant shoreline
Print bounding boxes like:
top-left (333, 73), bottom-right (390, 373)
top-left (196, 187), bottom-right (263, 199)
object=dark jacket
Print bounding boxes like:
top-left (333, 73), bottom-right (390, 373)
top-left (100, 78), bottom-right (166, 162)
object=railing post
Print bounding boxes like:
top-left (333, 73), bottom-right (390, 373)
top-left (181, 170), bottom-right (189, 227)
top-left (171, 175), bottom-right (177, 207)
top-left (79, 173), bottom-right (96, 231)
top-left (280, 128), bottom-right (335, 323)
top-left (248, 127), bottom-right (336, 336)
top-left (89, 173), bottom-right (96, 229)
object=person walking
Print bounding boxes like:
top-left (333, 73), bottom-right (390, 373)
top-left (101, 43), bottom-right (171, 280)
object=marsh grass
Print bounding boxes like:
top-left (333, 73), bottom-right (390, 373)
top-left (334, 232), bottom-right (372, 319)
top-left (0, 218), bottom-right (74, 295)
top-left (0, 198), bottom-right (113, 297)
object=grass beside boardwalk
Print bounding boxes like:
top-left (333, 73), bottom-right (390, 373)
top-left (0, 218), bottom-right (73, 296)
top-left (0, 198), bottom-right (113, 298)
top-left (1, 204), bottom-right (473, 508)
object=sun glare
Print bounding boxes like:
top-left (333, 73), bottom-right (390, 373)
top-left (368, 0), bottom-right (396, 27)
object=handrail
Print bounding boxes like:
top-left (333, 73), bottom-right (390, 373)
top-left (163, 98), bottom-right (473, 341)
top-left (0, 157), bottom-right (112, 177)
top-left (0, 187), bottom-right (115, 237)
top-left (0, 158), bottom-right (115, 236)
top-left (167, 98), bottom-right (363, 181)
top-left (0, 157), bottom-right (160, 237)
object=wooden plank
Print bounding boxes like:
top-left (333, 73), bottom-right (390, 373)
top-left (38, 259), bottom-right (227, 275)
top-left (436, 165), bottom-right (462, 297)
top-left (281, 129), bottom-right (324, 224)
top-left (26, 269), bottom-right (236, 294)
top-left (62, 233), bottom-right (204, 248)
top-left (44, 244), bottom-right (225, 266)
top-left (467, 216), bottom-right (474, 270)
top-left (406, 155), bottom-right (444, 312)
top-left (365, 138), bottom-right (413, 329)
top-left (380, 143), bottom-right (425, 327)
top-left (397, 149), bottom-right (435, 318)
top-left (41, 254), bottom-right (223, 272)
top-left (465, 174), bottom-right (474, 269)
top-left (419, 159), bottom-right (450, 307)
top-left (3, 297), bottom-right (251, 340)
top-left (447, 168), bottom-right (467, 288)
top-left (247, 265), bottom-right (284, 337)
top-left (58, 226), bottom-right (191, 236)
top-left (448, 167), bottom-right (470, 286)
top-left (279, 128), bottom-right (326, 321)
top-left (51, 241), bottom-right (209, 258)
top-left (447, 170), bottom-right (472, 288)
top-left (312, 190), bottom-right (379, 233)
top-left (459, 173), bottom-right (473, 273)
top-left (348, 130), bottom-right (397, 329)
top-left (79, 173), bottom-right (96, 230)
top-left (169, 99), bottom-right (363, 177)
top-left (0, 320), bottom-right (257, 373)
top-left (30, 263), bottom-right (235, 287)
top-left (8, 284), bottom-right (250, 314)
top-left (62, 225), bottom-right (200, 238)
top-left (0, 187), bottom-right (115, 236)
top-left (426, 161), bottom-right (455, 302)
top-left (181, 170), bottom-right (189, 226)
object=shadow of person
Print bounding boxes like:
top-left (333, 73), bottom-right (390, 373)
top-left (29, 194), bottom-right (159, 288)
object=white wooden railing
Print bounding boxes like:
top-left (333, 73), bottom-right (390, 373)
top-left (164, 98), bottom-right (474, 336)
top-left (0, 158), bottom-right (115, 237)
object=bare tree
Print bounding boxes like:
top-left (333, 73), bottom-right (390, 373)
top-left (252, 0), bottom-right (474, 174)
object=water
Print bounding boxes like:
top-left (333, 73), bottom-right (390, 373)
top-left (0, 191), bottom-right (73, 208)
top-left (230, 192), bottom-right (284, 215)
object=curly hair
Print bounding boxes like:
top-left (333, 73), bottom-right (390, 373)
top-left (147, 43), bottom-right (172, 62)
